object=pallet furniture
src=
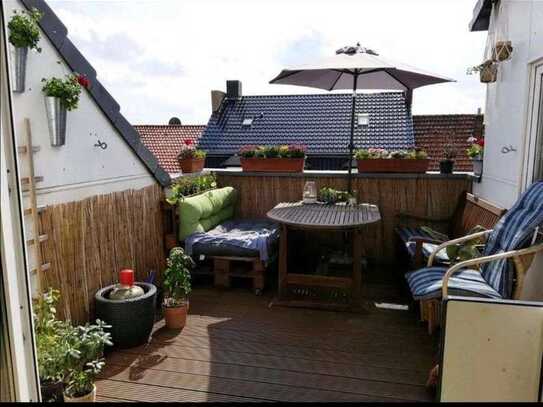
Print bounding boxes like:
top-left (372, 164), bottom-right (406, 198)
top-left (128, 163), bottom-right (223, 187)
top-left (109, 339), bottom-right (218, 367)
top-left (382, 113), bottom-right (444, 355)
top-left (396, 192), bottom-right (506, 268)
top-left (267, 201), bottom-right (381, 310)
top-left (213, 256), bottom-right (265, 295)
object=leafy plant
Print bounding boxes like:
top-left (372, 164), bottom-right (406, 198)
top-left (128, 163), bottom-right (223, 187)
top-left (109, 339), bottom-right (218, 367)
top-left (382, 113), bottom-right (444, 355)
top-left (8, 8), bottom-right (42, 51)
top-left (466, 60), bottom-right (494, 75)
top-left (177, 139), bottom-right (206, 160)
top-left (64, 320), bottom-right (112, 398)
top-left (163, 247), bottom-right (193, 307)
top-left (33, 289), bottom-right (72, 384)
top-left (355, 148), bottom-right (428, 160)
top-left (239, 144), bottom-right (307, 159)
top-left (166, 173), bottom-right (217, 205)
top-left (41, 73), bottom-right (89, 111)
top-left (319, 187), bottom-right (352, 205)
top-left (442, 138), bottom-right (457, 161)
top-left (446, 225), bottom-right (487, 264)
top-left (466, 137), bottom-right (484, 158)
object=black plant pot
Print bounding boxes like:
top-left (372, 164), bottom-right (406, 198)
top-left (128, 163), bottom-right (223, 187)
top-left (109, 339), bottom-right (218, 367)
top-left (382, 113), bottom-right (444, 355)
top-left (40, 379), bottom-right (64, 403)
top-left (439, 160), bottom-right (455, 174)
top-left (95, 282), bottom-right (157, 349)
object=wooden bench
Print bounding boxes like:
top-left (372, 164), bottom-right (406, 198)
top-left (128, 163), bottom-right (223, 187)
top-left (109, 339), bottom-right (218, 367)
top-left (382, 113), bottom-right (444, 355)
top-left (396, 192), bottom-right (506, 268)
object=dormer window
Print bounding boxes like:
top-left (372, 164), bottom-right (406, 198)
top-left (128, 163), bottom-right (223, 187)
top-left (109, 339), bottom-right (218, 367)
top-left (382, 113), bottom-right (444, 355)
top-left (357, 113), bottom-right (370, 127)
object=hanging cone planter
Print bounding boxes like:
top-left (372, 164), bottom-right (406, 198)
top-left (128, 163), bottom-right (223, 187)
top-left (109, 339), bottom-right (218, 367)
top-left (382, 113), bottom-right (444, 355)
top-left (44, 96), bottom-right (67, 147)
top-left (12, 47), bottom-right (28, 93)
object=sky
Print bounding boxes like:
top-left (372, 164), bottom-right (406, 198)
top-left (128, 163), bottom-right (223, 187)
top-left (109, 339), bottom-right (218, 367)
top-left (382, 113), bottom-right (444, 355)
top-left (48, 0), bottom-right (488, 125)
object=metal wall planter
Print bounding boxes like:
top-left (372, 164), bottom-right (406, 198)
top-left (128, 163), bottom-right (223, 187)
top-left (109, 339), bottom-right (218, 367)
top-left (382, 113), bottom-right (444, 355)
top-left (44, 96), bottom-right (67, 147)
top-left (12, 47), bottom-right (28, 93)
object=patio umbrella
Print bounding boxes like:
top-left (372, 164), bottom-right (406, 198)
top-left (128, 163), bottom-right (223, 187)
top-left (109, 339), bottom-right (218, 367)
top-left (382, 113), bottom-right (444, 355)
top-left (269, 43), bottom-right (454, 192)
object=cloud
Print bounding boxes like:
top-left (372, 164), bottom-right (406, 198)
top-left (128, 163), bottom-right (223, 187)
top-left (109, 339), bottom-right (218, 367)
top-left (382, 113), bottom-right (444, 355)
top-left (48, 0), bottom-right (487, 124)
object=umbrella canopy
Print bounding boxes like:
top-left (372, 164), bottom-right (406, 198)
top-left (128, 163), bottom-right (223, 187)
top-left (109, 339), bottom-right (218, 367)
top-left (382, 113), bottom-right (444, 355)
top-left (269, 45), bottom-right (454, 92)
top-left (269, 44), bottom-right (454, 193)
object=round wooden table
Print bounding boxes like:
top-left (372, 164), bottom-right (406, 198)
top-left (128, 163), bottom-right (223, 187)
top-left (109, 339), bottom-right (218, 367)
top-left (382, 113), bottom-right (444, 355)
top-left (267, 201), bottom-right (381, 310)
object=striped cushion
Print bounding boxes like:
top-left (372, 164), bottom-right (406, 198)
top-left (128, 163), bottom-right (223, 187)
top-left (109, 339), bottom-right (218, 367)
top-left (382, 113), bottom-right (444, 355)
top-left (396, 226), bottom-right (449, 263)
top-left (405, 267), bottom-right (502, 300)
top-left (481, 181), bottom-right (543, 298)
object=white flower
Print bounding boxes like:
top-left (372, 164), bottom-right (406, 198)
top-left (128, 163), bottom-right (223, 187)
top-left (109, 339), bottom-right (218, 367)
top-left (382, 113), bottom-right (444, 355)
top-left (467, 136), bottom-right (477, 143)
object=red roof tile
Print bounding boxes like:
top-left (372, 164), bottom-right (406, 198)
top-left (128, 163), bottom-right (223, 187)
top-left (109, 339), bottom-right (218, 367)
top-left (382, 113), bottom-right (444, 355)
top-left (413, 114), bottom-right (484, 172)
top-left (135, 125), bottom-right (205, 174)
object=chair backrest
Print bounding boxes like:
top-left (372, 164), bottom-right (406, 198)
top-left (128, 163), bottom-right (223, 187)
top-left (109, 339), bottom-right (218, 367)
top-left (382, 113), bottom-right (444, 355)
top-left (450, 193), bottom-right (506, 238)
top-left (481, 181), bottom-right (543, 297)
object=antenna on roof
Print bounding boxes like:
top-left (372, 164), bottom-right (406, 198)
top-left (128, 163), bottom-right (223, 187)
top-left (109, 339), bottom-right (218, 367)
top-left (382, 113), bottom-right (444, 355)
top-left (169, 117), bottom-right (182, 125)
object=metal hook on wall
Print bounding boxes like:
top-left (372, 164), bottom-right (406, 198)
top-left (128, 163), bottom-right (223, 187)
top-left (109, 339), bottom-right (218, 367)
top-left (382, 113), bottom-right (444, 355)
top-left (94, 140), bottom-right (108, 150)
top-left (501, 145), bottom-right (517, 154)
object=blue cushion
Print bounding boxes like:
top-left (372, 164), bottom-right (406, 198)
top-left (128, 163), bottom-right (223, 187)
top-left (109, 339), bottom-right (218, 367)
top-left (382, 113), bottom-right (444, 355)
top-left (405, 266), bottom-right (502, 300)
top-left (396, 226), bottom-right (449, 263)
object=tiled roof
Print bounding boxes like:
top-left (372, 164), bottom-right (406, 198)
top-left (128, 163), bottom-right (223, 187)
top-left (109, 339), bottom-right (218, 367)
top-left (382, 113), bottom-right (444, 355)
top-left (135, 125), bottom-right (205, 175)
top-left (413, 114), bottom-right (484, 172)
top-left (21, 0), bottom-right (171, 186)
top-left (199, 92), bottom-right (415, 155)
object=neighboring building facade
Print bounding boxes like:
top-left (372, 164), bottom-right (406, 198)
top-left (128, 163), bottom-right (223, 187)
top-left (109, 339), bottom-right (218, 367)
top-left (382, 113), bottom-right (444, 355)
top-left (413, 114), bottom-right (484, 172)
top-left (199, 81), bottom-right (416, 170)
top-left (469, 0), bottom-right (543, 208)
top-left (135, 124), bottom-right (205, 177)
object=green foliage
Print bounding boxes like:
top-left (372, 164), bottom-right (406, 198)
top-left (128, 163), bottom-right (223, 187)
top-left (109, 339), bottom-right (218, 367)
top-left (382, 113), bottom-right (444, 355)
top-left (63, 320), bottom-right (112, 398)
top-left (355, 148), bottom-right (428, 160)
top-left (239, 145), bottom-right (307, 159)
top-left (445, 225), bottom-right (487, 264)
top-left (319, 187), bottom-right (352, 205)
top-left (41, 75), bottom-right (82, 111)
top-left (163, 247), bottom-right (194, 307)
top-left (8, 8), bottom-right (42, 51)
top-left (466, 143), bottom-right (483, 159)
top-left (166, 173), bottom-right (217, 205)
top-left (33, 289), bottom-right (72, 384)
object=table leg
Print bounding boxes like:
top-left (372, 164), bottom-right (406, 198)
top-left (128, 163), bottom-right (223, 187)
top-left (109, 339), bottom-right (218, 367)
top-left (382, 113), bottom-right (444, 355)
top-left (352, 228), bottom-right (363, 305)
top-left (278, 224), bottom-right (288, 299)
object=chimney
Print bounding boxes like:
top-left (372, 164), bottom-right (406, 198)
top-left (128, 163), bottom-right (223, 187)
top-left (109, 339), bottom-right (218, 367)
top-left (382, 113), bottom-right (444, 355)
top-left (226, 80), bottom-right (242, 99)
top-left (211, 90), bottom-right (226, 113)
top-left (168, 117), bottom-right (182, 125)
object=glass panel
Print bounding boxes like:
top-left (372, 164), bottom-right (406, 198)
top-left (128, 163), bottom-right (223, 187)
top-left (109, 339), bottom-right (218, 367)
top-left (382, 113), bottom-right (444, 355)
top-left (0, 257), bottom-right (15, 402)
top-left (534, 73), bottom-right (543, 182)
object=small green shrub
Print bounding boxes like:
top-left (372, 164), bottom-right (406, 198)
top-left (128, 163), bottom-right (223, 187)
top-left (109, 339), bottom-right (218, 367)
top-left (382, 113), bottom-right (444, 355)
top-left (319, 187), bottom-right (352, 205)
top-left (8, 8), bottom-right (42, 51)
top-left (163, 247), bottom-right (194, 307)
top-left (166, 173), bottom-right (217, 205)
top-left (42, 74), bottom-right (88, 111)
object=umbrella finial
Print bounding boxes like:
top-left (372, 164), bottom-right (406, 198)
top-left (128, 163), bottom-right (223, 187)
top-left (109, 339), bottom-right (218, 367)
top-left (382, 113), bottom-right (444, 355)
top-left (336, 44), bottom-right (379, 56)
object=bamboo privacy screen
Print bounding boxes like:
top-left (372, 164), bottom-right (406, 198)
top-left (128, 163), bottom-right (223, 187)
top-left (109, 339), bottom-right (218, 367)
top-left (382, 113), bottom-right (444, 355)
top-left (38, 184), bottom-right (165, 324)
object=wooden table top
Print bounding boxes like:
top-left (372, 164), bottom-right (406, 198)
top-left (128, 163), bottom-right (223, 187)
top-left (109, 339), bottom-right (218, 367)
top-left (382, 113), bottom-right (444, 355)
top-left (267, 201), bottom-right (381, 230)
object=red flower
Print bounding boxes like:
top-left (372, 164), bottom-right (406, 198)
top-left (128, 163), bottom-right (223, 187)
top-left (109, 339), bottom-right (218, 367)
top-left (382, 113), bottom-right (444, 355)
top-left (184, 139), bottom-right (193, 146)
top-left (77, 74), bottom-right (90, 89)
top-left (476, 138), bottom-right (485, 147)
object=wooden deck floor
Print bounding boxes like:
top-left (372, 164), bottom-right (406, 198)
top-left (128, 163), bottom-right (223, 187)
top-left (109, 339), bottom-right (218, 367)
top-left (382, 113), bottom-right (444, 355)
top-left (97, 279), bottom-right (437, 402)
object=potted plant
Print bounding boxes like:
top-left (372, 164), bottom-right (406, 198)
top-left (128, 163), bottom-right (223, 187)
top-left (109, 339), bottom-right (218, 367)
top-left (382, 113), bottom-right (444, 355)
top-left (466, 136), bottom-right (485, 177)
top-left (467, 60), bottom-right (497, 83)
top-left (63, 320), bottom-right (112, 402)
top-left (163, 247), bottom-right (194, 329)
top-left (177, 139), bottom-right (206, 173)
top-left (439, 138), bottom-right (457, 174)
top-left (239, 144), bottom-right (306, 172)
top-left (165, 173), bottom-right (217, 206)
top-left (42, 73), bottom-right (90, 147)
top-left (7, 7), bottom-right (42, 93)
top-left (319, 187), bottom-right (353, 205)
top-left (33, 289), bottom-right (71, 402)
top-left (493, 40), bottom-right (513, 62)
top-left (355, 148), bottom-right (429, 173)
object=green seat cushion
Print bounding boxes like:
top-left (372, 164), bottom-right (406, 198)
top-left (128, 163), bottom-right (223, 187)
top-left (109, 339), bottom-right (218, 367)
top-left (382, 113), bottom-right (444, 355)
top-left (178, 187), bottom-right (237, 240)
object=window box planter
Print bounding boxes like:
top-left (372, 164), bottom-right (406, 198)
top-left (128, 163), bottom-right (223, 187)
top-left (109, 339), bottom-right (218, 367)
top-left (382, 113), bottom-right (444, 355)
top-left (178, 157), bottom-right (205, 173)
top-left (240, 157), bottom-right (305, 173)
top-left (357, 159), bottom-right (429, 173)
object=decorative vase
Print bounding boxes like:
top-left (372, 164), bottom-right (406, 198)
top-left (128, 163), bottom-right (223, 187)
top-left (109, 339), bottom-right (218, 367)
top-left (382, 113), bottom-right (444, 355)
top-left (44, 96), bottom-right (67, 147)
top-left (40, 379), bottom-right (64, 403)
top-left (12, 47), bottom-right (28, 93)
top-left (439, 160), bottom-right (455, 174)
top-left (480, 62), bottom-right (497, 83)
top-left (240, 157), bottom-right (305, 173)
top-left (178, 157), bottom-right (205, 173)
top-left (164, 301), bottom-right (189, 329)
top-left (356, 159), bottom-right (429, 173)
top-left (63, 384), bottom-right (96, 403)
top-left (472, 157), bottom-right (483, 177)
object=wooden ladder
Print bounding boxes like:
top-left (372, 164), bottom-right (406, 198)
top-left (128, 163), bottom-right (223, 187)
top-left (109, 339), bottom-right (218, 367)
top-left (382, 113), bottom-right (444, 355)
top-left (18, 118), bottom-right (49, 294)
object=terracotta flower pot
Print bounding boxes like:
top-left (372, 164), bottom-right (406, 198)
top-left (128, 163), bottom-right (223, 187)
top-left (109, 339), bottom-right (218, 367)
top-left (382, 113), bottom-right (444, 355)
top-left (63, 384), bottom-right (96, 403)
top-left (240, 157), bottom-right (305, 173)
top-left (164, 301), bottom-right (189, 329)
top-left (178, 157), bottom-right (205, 173)
top-left (357, 159), bottom-right (429, 173)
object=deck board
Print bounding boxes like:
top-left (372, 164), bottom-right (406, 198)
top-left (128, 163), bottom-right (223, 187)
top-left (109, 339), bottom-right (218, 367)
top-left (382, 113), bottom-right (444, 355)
top-left (97, 286), bottom-right (436, 402)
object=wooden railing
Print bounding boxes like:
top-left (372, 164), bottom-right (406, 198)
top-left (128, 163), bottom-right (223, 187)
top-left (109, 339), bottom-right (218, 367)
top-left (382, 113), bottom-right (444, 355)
top-left (216, 171), bottom-right (472, 262)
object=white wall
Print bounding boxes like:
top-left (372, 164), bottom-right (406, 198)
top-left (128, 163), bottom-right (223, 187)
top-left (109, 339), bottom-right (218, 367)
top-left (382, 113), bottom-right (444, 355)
top-left (5, 0), bottom-right (158, 294)
top-left (474, 0), bottom-right (543, 208)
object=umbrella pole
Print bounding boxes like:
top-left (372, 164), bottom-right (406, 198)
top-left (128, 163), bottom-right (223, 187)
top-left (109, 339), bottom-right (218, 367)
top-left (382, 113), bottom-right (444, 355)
top-left (347, 71), bottom-right (359, 194)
